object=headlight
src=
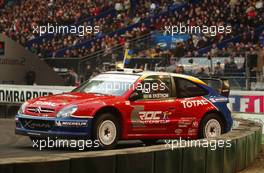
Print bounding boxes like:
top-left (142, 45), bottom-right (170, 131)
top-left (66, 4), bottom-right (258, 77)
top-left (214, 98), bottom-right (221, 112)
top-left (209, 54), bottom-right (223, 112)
top-left (18, 102), bottom-right (29, 114)
top-left (56, 105), bottom-right (78, 118)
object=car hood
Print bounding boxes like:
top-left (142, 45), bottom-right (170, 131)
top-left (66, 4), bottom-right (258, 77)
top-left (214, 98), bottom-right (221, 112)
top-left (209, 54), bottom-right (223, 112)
top-left (25, 92), bottom-right (117, 117)
top-left (31, 92), bottom-right (116, 105)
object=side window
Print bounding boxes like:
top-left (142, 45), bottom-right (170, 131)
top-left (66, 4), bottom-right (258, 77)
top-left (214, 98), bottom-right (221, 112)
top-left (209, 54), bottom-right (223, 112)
top-left (136, 75), bottom-right (171, 99)
top-left (174, 77), bottom-right (208, 98)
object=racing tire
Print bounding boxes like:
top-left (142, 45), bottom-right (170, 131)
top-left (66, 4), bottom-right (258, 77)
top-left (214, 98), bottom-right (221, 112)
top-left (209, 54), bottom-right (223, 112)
top-left (199, 113), bottom-right (224, 139)
top-left (93, 113), bottom-right (120, 149)
top-left (141, 139), bottom-right (158, 146)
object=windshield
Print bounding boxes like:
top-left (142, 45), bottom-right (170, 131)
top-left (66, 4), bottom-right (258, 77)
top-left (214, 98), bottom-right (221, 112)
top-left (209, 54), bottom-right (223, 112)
top-left (72, 73), bottom-right (140, 96)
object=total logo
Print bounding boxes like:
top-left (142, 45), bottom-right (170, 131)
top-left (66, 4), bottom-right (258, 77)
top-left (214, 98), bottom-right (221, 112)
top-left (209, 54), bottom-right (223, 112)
top-left (181, 100), bottom-right (208, 108)
top-left (138, 111), bottom-right (171, 124)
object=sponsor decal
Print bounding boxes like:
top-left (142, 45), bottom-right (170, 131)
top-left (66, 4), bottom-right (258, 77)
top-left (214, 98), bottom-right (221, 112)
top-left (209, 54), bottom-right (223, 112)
top-left (138, 111), bottom-right (171, 124)
top-left (23, 120), bottom-right (52, 129)
top-left (34, 101), bottom-right (56, 107)
top-left (188, 128), bottom-right (198, 135)
top-left (209, 97), bottom-right (228, 103)
top-left (178, 122), bottom-right (191, 128)
top-left (143, 93), bottom-right (169, 99)
top-left (131, 105), bottom-right (145, 127)
top-left (55, 121), bottom-right (87, 127)
top-left (178, 117), bottom-right (195, 128)
top-left (130, 106), bottom-right (172, 126)
top-left (175, 129), bottom-right (183, 134)
top-left (192, 121), bottom-right (199, 128)
top-left (181, 99), bottom-right (208, 108)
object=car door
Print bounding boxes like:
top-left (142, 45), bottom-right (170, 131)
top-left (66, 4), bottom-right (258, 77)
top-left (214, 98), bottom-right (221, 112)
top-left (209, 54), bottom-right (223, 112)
top-left (171, 77), bottom-right (210, 137)
top-left (128, 75), bottom-right (176, 136)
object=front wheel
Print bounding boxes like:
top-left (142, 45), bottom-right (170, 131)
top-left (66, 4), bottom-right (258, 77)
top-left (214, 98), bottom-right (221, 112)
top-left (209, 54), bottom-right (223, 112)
top-left (93, 113), bottom-right (120, 149)
top-left (199, 113), bottom-right (224, 138)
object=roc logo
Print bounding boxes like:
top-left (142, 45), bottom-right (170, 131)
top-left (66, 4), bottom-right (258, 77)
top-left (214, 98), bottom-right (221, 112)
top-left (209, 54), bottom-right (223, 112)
top-left (138, 111), bottom-right (171, 124)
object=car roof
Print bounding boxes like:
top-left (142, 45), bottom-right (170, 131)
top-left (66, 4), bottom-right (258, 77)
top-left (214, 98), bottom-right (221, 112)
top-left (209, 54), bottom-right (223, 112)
top-left (105, 70), bottom-right (207, 86)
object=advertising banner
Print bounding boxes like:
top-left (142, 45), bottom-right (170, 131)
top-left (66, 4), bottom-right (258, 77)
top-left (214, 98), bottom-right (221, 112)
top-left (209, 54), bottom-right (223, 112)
top-left (154, 33), bottom-right (190, 49)
top-left (229, 91), bottom-right (264, 114)
top-left (0, 84), bottom-right (74, 104)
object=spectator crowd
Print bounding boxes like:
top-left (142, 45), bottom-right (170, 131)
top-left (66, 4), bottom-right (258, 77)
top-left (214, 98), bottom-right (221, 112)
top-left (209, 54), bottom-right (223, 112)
top-left (0, 0), bottom-right (263, 59)
top-left (0, 0), bottom-right (264, 84)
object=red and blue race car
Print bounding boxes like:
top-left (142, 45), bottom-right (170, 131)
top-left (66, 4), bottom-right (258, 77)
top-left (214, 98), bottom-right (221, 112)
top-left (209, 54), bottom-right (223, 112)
top-left (15, 70), bottom-right (233, 149)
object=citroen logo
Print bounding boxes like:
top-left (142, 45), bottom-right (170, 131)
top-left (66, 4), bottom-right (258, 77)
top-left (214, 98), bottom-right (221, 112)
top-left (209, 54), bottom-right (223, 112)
top-left (34, 107), bottom-right (41, 113)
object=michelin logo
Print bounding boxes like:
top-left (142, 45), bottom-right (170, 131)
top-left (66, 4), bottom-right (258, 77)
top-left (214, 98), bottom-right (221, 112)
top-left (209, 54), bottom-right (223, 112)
top-left (55, 121), bottom-right (87, 127)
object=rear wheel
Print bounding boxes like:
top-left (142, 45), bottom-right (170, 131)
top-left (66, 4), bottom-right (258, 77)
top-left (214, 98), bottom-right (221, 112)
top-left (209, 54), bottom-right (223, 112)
top-left (199, 113), bottom-right (224, 138)
top-left (93, 113), bottom-right (120, 149)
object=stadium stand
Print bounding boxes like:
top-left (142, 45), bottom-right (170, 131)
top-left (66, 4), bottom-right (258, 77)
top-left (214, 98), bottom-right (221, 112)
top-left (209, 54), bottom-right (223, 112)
top-left (0, 0), bottom-right (263, 89)
top-left (1, 0), bottom-right (262, 58)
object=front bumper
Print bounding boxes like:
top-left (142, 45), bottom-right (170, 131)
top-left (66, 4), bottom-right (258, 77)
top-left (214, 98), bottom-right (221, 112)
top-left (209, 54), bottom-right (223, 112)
top-left (15, 114), bottom-right (93, 139)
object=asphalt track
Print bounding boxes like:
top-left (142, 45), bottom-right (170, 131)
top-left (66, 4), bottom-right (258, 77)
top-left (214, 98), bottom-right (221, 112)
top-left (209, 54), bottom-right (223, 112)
top-left (0, 119), bottom-right (144, 159)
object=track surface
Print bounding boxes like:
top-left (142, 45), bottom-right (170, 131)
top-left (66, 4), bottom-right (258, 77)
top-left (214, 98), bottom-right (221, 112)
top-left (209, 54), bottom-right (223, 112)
top-left (0, 119), bottom-right (143, 159)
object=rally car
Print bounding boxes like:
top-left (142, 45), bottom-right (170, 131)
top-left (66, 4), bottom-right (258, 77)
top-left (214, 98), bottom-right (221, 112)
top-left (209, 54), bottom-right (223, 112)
top-left (15, 69), bottom-right (233, 149)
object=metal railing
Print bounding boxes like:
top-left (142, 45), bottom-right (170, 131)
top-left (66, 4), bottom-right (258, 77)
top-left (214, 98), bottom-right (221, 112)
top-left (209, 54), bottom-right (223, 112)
top-left (77, 32), bottom-right (154, 74)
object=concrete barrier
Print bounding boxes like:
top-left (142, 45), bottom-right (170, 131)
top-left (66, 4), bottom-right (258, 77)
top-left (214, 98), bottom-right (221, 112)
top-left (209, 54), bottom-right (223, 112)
top-left (117, 152), bottom-right (154, 173)
top-left (154, 148), bottom-right (182, 173)
top-left (70, 155), bottom-right (116, 173)
top-left (0, 118), bottom-right (262, 173)
top-left (182, 146), bottom-right (206, 173)
top-left (206, 144), bottom-right (224, 173)
top-left (0, 162), bottom-right (13, 173)
top-left (223, 139), bottom-right (236, 173)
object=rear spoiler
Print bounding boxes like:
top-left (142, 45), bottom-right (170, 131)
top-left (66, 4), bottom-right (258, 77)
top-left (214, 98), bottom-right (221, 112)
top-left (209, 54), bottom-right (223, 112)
top-left (200, 78), bottom-right (230, 97)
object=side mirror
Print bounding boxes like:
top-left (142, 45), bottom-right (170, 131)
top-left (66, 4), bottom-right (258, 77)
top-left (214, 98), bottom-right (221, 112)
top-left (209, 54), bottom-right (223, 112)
top-left (201, 78), bottom-right (230, 98)
top-left (129, 92), bottom-right (140, 101)
top-left (220, 79), bottom-right (230, 97)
